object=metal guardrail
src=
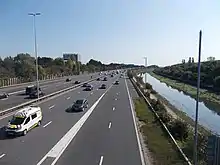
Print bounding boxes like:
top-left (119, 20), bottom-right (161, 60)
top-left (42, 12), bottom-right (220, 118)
top-left (0, 76), bottom-right (102, 117)
top-left (0, 75), bottom-right (81, 89)
top-left (130, 77), bottom-right (192, 165)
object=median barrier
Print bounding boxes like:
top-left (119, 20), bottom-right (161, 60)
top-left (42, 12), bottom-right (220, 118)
top-left (130, 77), bottom-right (192, 165)
top-left (0, 76), bottom-right (102, 117)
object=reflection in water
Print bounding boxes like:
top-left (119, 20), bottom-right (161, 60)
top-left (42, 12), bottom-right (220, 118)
top-left (144, 73), bottom-right (220, 135)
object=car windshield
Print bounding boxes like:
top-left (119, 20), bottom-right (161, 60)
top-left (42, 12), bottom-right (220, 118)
top-left (75, 100), bottom-right (84, 104)
top-left (10, 117), bottom-right (25, 125)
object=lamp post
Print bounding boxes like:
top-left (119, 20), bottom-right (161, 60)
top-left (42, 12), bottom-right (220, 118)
top-left (29, 12), bottom-right (41, 100)
top-left (144, 57), bottom-right (147, 82)
top-left (193, 30), bottom-right (202, 165)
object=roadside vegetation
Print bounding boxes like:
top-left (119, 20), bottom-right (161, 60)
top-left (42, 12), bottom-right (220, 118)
top-left (152, 57), bottom-right (220, 106)
top-left (134, 98), bottom-right (188, 165)
top-left (0, 53), bottom-right (140, 85)
top-left (128, 69), bottom-right (209, 165)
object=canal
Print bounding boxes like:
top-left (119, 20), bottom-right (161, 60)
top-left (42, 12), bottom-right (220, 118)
top-left (143, 73), bottom-right (220, 134)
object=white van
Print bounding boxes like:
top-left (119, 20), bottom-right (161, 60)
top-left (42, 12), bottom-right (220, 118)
top-left (5, 105), bottom-right (42, 136)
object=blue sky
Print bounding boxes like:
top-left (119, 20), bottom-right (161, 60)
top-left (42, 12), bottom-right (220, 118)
top-left (0, 0), bottom-right (220, 66)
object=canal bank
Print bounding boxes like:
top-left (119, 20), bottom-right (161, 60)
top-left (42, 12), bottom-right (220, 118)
top-left (143, 72), bottom-right (220, 135)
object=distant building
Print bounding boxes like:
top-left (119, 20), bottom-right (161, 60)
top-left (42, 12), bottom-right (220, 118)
top-left (63, 53), bottom-right (79, 62)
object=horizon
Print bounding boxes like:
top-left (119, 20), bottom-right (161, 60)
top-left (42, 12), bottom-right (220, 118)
top-left (0, 0), bottom-right (220, 67)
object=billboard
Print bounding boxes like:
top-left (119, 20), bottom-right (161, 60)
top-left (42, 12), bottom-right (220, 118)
top-left (63, 53), bottom-right (79, 61)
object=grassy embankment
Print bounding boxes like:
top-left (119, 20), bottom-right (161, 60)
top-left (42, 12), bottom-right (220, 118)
top-left (149, 71), bottom-right (220, 107)
top-left (134, 98), bottom-right (188, 165)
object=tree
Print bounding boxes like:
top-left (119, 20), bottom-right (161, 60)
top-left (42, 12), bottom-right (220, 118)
top-left (192, 57), bottom-right (194, 63)
top-left (65, 59), bottom-right (74, 70)
top-left (207, 56), bottom-right (215, 61)
top-left (214, 76), bottom-right (220, 87)
top-left (188, 57), bottom-right (192, 63)
top-left (182, 59), bottom-right (185, 64)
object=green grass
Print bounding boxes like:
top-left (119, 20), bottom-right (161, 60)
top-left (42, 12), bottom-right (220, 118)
top-left (149, 72), bottom-right (220, 107)
top-left (134, 98), bottom-right (188, 165)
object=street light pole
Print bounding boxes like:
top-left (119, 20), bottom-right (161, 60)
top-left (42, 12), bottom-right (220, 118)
top-left (144, 57), bottom-right (147, 82)
top-left (29, 13), bottom-right (41, 100)
top-left (193, 30), bottom-right (202, 165)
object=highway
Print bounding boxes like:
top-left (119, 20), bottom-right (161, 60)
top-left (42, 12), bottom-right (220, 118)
top-left (0, 73), bottom-right (143, 165)
top-left (0, 73), bottom-right (100, 111)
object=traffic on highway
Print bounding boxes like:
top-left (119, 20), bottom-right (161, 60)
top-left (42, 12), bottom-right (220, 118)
top-left (0, 70), bottom-right (143, 165)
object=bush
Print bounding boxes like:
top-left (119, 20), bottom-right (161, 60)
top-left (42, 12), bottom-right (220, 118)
top-left (159, 112), bottom-right (172, 124)
top-left (154, 100), bottom-right (166, 112)
top-left (169, 120), bottom-right (189, 141)
top-left (144, 91), bottom-right (150, 98)
top-left (151, 89), bottom-right (157, 94)
top-left (145, 82), bottom-right (152, 89)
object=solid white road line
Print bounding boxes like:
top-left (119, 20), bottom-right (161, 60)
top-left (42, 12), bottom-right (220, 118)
top-left (49, 105), bottom-right (55, 109)
top-left (9, 90), bottom-right (25, 95)
top-left (125, 78), bottom-right (146, 165)
top-left (36, 84), bottom-right (113, 165)
top-left (99, 156), bottom-right (104, 165)
top-left (112, 107), bottom-right (115, 111)
top-left (43, 121), bottom-right (52, 128)
top-left (0, 154), bottom-right (6, 159)
top-left (66, 97), bottom-right (71, 100)
top-left (1, 98), bottom-right (8, 101)
top-left (108, 122), bottom-right (112, 129)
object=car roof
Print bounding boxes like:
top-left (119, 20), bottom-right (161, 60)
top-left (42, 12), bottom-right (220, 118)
top-left (75, 99), bottom-right (87, 102)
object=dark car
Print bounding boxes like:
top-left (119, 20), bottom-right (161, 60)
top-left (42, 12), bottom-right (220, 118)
top-left (111, 74), bottom-right (114, 77)
top-left (100, 84), bottom-right (106, 89)
top-left (85, 84), bottom-right (93, 91)
top-left (66, 78), bottom-right (71, 82)
top-left (103, 77), bottom-right (107, 81)
top-left (82, 83), bottom-right (88, 87)
top-left (71, 99), bottom-right (88, 111)
top-left (0, 93), bottom-right (9, 99)
top-left (97, 78), bottom-right (100, 81)
top-left (74, 80), bottom-right (81, 84)
top-left (29, 90), bottom-right (45, 99)
top-left (25, 85), bottom-right (38, 95)
top-left (114, 80), bottom-right (119, 85)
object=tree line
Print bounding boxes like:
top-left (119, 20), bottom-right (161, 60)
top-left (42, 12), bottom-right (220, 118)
top-left (153, 57), bottom-right (220, 92)
top-left (0, 53), bottom-right (139, 81)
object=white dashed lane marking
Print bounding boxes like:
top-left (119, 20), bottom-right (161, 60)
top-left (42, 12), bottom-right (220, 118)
top-left (99, 156), bottom-right (104, 165)
top-left (43, 121), bottom-right (52, 128)
top-left (49, 105), bottom-right (55, 109)
top-left (108, 122), bottom-right (112, 129)
top-left (112, 107), bottom-right (115, 111)
top-left (67, 97), bottom-right (71, 100)
top-left (0, 154), bottom-right (6, 159)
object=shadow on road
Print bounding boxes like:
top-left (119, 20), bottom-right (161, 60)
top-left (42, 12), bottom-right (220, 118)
top-left (65, 107), bottom-right (82, 113)
top-left (0, 126), bottom-right (16, 140)
top-left (16, 93), bottom-right (26, 96)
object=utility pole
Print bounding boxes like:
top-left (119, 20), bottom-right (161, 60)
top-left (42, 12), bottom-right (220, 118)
top-left (29, 12), bottom-right (41, 100)
top-left (144, 57), bottom-right (147, 82)
top-left (193, 30), bottom-right (202, 165)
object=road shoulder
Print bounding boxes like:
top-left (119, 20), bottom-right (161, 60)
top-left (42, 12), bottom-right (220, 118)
top-left (126, 78), bottom-right (153, 165)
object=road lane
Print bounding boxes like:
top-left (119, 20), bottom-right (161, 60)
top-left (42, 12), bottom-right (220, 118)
top-left (0, 73), bottom-right (101, 111)
top-left (54, 76), bottom-right (142, 165)
top-left (0, 75), bottom-right (119, 165)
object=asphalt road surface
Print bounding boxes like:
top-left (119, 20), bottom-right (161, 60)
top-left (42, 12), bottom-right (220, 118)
top-left (0, 74), bottom-right (143, 165)
top-left (0, 73), bottom-right (100, 111)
